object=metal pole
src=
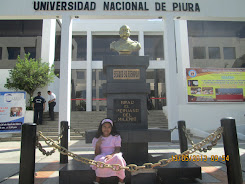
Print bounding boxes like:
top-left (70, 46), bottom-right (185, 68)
top-left (19, 123), bottom-right (37, 184)
top-left (221, 117), bottom-right (243, 184)
top-left (60, 121), bottom-right (68, 163)
top-left (178, 120), bottom-right (188, 153)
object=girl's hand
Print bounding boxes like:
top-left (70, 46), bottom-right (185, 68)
top-left (96, 137), bottom-right (103, 147)
top-left (105, 154), bottom-right (113, 161)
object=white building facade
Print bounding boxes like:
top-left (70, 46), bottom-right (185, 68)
top-left (0, 0), bottom-right (245, 140)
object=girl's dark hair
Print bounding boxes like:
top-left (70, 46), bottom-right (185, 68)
top-left (95, 118), bottom-right (119, 138)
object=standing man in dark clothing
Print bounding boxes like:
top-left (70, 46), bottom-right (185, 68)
top-left (47, 90), bottom-right (56, 121)
top-left (33, 92), bottom-right (46, 125)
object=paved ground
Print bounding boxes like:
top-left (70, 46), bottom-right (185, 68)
top-left (0, 138), bottom-right (245, 184)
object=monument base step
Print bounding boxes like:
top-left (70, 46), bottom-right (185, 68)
top-left (59, 153), bottom-right (201, 184)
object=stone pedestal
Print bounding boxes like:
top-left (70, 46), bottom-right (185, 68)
top-left (103, 55), bottom-right (150, 164)
top-left (103, 55), bottom-right (149, 129)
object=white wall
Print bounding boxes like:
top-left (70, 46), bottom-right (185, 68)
top-left (0, 69), bottom-right (10, 91)
top-left (47, 76), bottom-right (60, 112)
top-left (179, 104), bottom-right (245, 131)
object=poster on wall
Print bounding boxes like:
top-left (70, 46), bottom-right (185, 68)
top-left (186, 68), bottom-right (245, 102)
top-left (0, 92), bottom-right (26, 133)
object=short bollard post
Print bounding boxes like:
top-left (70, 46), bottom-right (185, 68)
top-left (178, 120), bottom-right (188, 153)
top-left (60, 121), bottom-right (68, 163)
top-left (221, 118), bottom-right (243, 184)
top-left (19, 123), bottom-right (37, 184)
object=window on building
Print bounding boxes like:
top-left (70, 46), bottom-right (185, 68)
top-left (92, 69), bottom-right (107, 111)
top-left (188, 21), bottom-right (245, 68)
top-left (208, 47), bottom-right (220, 59)
top-left (72, 35), bottom-right (87, 61)
top-left (146, 69), bottom-right (166, 110)
top-left (77, 71), bottom-right (85, 79)
top-left (223, 47), bottom-right (236, 59)
top-left (0, 47), bottom-right (2, 60)
top-left (7, 47), bottom-right (20, 59)
top-left (55, 35), bottom-right (87, 61)
top-left (0, 20), bottom-right (42, 37)
top-left (193, 47), bottom-right (206, 59)
top-left (92, 35), bottom-right (138, 61)
top-left (54, 35), bottom-right (61, 61)
top-left (71, 69), bottom-right (87, 111)
top-left (24, 47), bottom-right (36, 59)
top-left (92, 35), bottom-right (118, 61)
top-left (144, 35), bottom-right (164, 60)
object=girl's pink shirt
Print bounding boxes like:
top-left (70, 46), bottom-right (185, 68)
top-left (92, 135), bottom-right (121, 155)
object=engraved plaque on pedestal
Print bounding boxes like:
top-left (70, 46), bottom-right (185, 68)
top-left (114, 99), bottom-right (141, 124)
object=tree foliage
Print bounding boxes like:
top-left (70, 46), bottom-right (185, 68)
top-left (5, 53), bottom-right (57, 108)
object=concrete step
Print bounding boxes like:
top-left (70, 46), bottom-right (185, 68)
top-left (0, 136), bottom-right (85, 142)
top-left (0, 137), bottom-right (22, 141)
top-left (1, 110), bottom-right (168, 141)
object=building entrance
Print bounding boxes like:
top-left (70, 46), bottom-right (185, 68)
top-left (71, 68), bottom-right (166, 111)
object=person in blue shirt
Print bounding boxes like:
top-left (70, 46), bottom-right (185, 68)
top-left (32, 92), bottom-right (46, 125)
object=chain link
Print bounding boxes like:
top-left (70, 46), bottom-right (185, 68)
top-left (182, 126), bottom-right (223, 152)
top-left (69, 126), bottom-right (85, 137)
top-left (169, 126), bottom-right (178, 132)
top-left (35, 125), bottom-right (64, 156)
top-left (36, 136), bottom-right (57, 156)
top-left (37, 126), bottom-right (223, 172)
top-left (182, 126), bottom-right (195, 145)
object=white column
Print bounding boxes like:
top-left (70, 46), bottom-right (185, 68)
top-left (164, 16), bottom-right (179, 141)
top-left (175, 20), bottom-right (190, 105)
top-left (86, 30), bottom-right (92, 111)
top-left (59, 16), bottom-right (72, 140)
top-left (41, 19), bottom-right (56, 67)
top-left (139, 31), bottom-right (144, 56)
top-left (40, 19), bottom-right (56, 111)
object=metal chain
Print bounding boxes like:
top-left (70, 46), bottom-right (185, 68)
top-left (182, 126), bottom-right (223, 152)
top-left (169, 126), bottom-right (178, 132)
top-left (37, 126), bottom-right (223, 172)
top-left (182, 126), bottom-right (195, 145)
top-left (36, 125), bottom-right (83, 156)
top-left (69, 126), bottom-right (85, 137)
top-left (36, 136), bottom-right (57, 156)
top-left (35, 126), bottom-right (64, 156)
top-left (198, 133), bottom-right (222, 152)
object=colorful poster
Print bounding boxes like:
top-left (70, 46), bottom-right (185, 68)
top-left (0, 92), bottom-right (26, 132)
top-left (186, 68), bottom-right (245, 102)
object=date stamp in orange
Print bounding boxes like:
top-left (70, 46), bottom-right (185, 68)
top-left (171, 155), bottom-right (229, 162)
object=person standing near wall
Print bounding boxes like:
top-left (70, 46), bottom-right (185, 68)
top-left (47, 90), bottom-right (56, 121)
top-left (33, 92), bottom-right (46, 125)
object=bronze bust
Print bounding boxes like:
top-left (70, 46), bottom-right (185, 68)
top-left (110, 25), bottom-right (141, 55)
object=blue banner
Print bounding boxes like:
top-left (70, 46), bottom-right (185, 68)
top-left (0, 92), bottom-right (26, 133)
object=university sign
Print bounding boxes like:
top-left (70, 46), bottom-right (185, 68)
top-left (33, 1), bottom-right (201, 12)
top-left (0, 0), bottom-right (244, 19)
